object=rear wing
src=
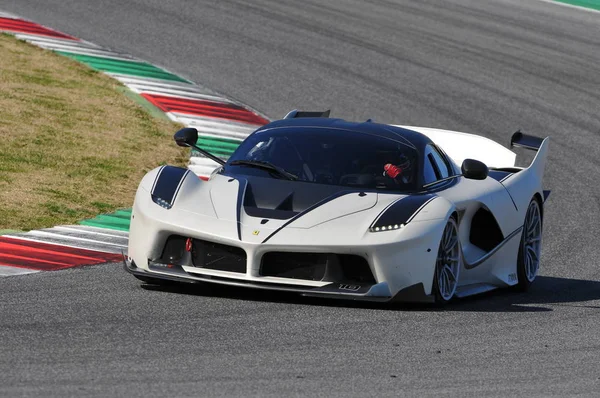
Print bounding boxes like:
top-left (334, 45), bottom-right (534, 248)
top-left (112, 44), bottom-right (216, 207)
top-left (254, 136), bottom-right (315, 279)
top-left (284, 109), bottom-right (330, 119)
top-left (510, 131), bottom-right (544, 151)
top-left (509, 130), bottom-right (549, 179)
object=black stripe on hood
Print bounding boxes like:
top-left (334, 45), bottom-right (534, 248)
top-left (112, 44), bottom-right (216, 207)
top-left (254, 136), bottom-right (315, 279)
top-left (370, 194), bottom-right (436, 230)
top-left (151, 166), bottom-right (190, 209)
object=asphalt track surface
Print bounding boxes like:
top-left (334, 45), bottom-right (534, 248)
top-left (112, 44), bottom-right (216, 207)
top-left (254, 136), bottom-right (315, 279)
top-left (1, 0), bottom-right (600, 396)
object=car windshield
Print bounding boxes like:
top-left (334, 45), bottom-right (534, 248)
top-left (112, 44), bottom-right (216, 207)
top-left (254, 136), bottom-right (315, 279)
top-left (225, 127), bottom-right (419, 191)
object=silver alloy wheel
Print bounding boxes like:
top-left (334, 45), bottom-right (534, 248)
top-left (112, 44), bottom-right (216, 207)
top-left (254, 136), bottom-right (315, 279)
top-left (435, 218), bottom-right (461, 301)
top-left (523, 200), bottom-right (542, 282)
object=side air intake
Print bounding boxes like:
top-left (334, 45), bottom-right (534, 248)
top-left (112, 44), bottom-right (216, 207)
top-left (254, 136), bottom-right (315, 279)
top-left (284, 109), bottom-right (331, 119)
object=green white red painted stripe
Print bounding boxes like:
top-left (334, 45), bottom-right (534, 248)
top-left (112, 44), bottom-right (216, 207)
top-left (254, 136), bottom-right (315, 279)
top-left (0, 236), bottom-right (123, 274)
top-left (0, 12), bottom-right (270, 276)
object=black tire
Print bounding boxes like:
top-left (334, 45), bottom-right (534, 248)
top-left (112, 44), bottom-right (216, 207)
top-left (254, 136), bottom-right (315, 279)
top-left (515, 197), bottom-right (543, 291)
top-left (432, 216), bottom-right (461, 304)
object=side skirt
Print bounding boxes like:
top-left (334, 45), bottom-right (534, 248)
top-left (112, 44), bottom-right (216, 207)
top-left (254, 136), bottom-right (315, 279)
top-left (455, 283), bottom-right (498, 298)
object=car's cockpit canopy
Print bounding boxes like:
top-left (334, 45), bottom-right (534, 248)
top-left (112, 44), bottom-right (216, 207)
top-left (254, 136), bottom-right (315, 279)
top-left (225, 126), bottom-right (420, 192)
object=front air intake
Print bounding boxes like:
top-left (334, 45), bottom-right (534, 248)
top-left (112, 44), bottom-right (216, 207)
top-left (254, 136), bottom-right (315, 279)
top-left (260, 252), bottom-right (375, 284)
top-left (191, 239), bottom-right (246, 273)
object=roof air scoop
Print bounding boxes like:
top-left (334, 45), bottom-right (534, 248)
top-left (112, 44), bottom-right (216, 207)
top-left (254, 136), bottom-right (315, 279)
top-left (284, 109), bottom-right (331, 119)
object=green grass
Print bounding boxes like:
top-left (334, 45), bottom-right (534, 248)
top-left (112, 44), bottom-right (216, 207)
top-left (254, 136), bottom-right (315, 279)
top-left (0, 34), bottom-right (187, 230)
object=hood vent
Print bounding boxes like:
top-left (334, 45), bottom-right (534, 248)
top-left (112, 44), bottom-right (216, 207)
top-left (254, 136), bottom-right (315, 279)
top-left (240, 176), bottom-right (350, 220)
top-left (243, 182), bottom-right (298, 220)
top-left (275, 192), bottom-right (294, 211)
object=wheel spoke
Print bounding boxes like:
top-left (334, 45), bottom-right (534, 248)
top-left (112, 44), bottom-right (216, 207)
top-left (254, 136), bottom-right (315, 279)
top-left (443, 265), bottom-right (457, 282)
top-left (436, 219), bottom-right (461, 300)
top-left (439, 270), bottom-right (446, 295)
top-left (444, 270), bottom-right (451, 296)
top-left (521, 201), bottom-right (542, 282)
top-left (526, 245), bottom-right (539, 262)
top-left (526, 208), bottom-right (533, 226)
top-left (527, 208), bottom-right (540, 235)
top-left (525, 250), bottom-right (537, 279)
top-left (444, 236), bottom-right (458, 252)
top-left (527, 219), bottom-right (538, 235)
top-left (443, 225), bottom-right (452, 246)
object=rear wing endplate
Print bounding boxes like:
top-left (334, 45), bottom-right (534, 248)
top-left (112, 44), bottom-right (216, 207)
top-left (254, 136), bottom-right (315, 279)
top-left (284, 109), bottom-right (330, 119)
top-left (510, 130), bottom-right (545, 151)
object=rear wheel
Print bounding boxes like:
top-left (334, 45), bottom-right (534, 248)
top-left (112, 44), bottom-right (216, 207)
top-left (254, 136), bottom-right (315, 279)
top-left (433, 217), bottom-right (461, 303)
top-left (516, 198), bottom-right (542, 291)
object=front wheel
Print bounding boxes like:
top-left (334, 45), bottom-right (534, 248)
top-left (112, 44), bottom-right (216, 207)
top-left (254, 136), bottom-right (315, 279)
top-left (432, 217), bottom-right (461, 303)
top-left (515, 198), bottom-right (543, 291)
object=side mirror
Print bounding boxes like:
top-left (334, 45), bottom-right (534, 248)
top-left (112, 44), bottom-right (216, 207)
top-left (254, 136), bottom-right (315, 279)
top-left (461, 159), bottom-right (488, 180)
top-left (174, 128), bottom-right (198, 147)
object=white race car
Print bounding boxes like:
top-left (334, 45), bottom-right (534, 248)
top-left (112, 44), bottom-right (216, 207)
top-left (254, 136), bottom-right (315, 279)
top-left (125, 110), bottom-right (550, 304)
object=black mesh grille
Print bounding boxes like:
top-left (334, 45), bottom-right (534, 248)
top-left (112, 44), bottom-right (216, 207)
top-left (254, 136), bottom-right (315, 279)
top-left (191, 239), bottom-right (246, 273)
top-left (159, 235), bottom-right (186, 264)
top-left (261, 253), bottom-right (327, 281)
top-left (260, 252), bottom-right (375, 284)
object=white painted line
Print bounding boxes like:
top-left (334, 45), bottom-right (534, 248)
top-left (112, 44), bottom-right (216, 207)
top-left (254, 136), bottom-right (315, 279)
top-left (116, 77), bottom-right (216, 94)
top-left (32, 43), bottom-right (136, 61)
top-left (59, 225), bottom-right (130, 237)
top-left (189, 156), bottom-right (222, 165)
top-left (125, 83), bottom-right (207, 95)
top-left (36, 228), bottom-right (129, 246)
top-left (14, 33), bottom-right (101, 48)
top-left (169, 114), bottom-right (257, 140)
top-left (53, 226), bottom-right (129, 240)
top-left (1, 234), bottom-right (128, 254)
top-left (171, 113), bottom-right (261, 129)
top-left (110, 74), bottom-right (197, 88)
top-left (536, 0), bottom-right (600, 14)
top-left (0, 266), bottom-right (39, 277)
top-left (14, 230), bottom-right (128, 248)
top-left (187, 167), bottom-right (215, 179)
top-left (106, 72), bottom-right (189, 85)
top-left (133, 88), bottom-right (233, 103)
top-left (188, 157), bottom-right (221, 177)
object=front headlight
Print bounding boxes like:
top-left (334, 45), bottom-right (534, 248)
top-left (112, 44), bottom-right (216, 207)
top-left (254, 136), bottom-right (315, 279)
top-left (368, 194), bottom-right (437, 233)
top-left (369, 223), bottom-right (404, 233)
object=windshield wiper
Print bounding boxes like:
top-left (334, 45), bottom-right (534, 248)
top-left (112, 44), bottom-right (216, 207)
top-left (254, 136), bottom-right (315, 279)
top-left (229, 160), bottom-right (298, 181)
